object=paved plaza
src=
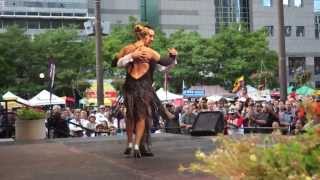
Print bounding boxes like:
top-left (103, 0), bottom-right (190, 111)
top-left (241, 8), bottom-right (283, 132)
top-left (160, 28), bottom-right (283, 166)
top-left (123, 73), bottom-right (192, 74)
top-left (0, 134), bottom-right (216, 180)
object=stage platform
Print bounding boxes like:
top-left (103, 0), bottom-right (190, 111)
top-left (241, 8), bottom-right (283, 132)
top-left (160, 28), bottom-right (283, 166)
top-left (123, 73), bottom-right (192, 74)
top-left (0, 134), bottom-right (216, 180)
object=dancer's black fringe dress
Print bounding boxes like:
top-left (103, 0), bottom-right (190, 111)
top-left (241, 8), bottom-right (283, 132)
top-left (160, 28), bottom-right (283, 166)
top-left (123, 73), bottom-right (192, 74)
top-left (123, 57), bottom-right (174, 145)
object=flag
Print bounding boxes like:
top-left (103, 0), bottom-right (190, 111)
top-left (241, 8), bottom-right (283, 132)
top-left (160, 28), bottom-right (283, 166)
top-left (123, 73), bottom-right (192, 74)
top-left (232, 76), bottom-right (244, 93)
top-left (182, 80), bottom-right (186, 90)
top-left (49, 63), bottom-right (55, 89)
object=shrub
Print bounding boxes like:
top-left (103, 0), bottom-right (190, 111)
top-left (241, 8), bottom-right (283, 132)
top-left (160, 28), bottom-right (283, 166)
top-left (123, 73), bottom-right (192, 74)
top-left (180, 129), bottom-right (320, 179)
top-left (16, 108), bottom-right (46, 120)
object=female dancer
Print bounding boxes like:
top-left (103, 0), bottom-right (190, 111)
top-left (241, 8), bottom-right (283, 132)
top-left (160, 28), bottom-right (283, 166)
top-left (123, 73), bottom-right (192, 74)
top-left (116, 24), bottom-right (177, 158)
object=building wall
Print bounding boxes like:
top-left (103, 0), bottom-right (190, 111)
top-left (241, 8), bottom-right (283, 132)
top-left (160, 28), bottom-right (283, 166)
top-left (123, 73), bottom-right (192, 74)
top-left (88, 0), bottom-right (140, 26)
top-left (0, 0), bottom-right (90, 36)
top-left (251, 0), bottom-right (320, 87)
top-left (159, 0), bottom-right (215, 38)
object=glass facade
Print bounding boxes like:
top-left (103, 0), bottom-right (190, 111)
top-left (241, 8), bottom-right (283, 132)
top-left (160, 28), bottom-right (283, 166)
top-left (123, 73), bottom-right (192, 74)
top-left (0, 0), bottom-right (88, 17)
top-left (316, 0), bottom-right (320, 12)
top-left (214, 0), bottom-right (250, 33)
top-left (288, 57), bottom-right (305, 75)
top-left (140, 0), bottom-right (159, 28)
top-left (261, 0), bottom-right (272, 7)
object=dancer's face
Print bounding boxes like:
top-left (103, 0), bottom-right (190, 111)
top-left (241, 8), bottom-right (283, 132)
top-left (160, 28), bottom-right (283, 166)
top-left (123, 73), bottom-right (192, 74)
top-left (143, 29), bottom-right (155, 47)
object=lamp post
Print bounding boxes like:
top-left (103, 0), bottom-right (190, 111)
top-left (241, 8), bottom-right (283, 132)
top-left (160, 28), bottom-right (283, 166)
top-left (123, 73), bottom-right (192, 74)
top-left (277, 0), bottom-right (287, 101)
top-left (95, 0), bottom-right (104, 106)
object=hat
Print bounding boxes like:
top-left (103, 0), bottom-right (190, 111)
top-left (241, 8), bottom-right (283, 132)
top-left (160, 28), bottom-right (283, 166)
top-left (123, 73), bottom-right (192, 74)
top-left (88, 114), bottom-right (96, 118)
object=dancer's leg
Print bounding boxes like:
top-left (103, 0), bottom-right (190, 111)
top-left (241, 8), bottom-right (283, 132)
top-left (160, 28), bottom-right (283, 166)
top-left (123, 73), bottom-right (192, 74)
top-left (124, 119), bottom-right (133, 155)
top-left (133, 118), bottom-right (145, 158)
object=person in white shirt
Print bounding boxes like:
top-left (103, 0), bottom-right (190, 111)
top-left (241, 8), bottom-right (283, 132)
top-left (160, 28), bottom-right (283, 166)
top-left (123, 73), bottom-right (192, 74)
top-left (69, 110), bottom-right (86, 137)
top-left (85, 114), bottom-right (97, 137)
top-left (95, 105), bottom-right (109, 128)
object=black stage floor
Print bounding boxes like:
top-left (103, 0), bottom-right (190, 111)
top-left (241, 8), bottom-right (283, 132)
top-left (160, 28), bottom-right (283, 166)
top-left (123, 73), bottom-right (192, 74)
top-left (0, 134), bottom-right (217, 180)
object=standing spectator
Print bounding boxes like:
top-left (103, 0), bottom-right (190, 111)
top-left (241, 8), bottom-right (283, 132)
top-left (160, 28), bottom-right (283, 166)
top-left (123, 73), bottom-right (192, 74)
top-left (165, 104), bottom-right (180, 134)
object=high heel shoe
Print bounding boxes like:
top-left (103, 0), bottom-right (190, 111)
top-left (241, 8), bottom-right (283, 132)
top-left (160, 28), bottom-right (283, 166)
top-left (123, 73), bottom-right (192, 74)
top-left (123, 147), bottom-right (132, 155)
top-left (140, 145), bottom-right (154, 157)
top-left (133, 149), bottom-right (142, 158)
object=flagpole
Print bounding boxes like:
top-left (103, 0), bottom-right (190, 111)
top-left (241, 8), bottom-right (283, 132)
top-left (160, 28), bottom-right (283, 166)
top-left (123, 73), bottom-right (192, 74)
top-left (48, 57), bottom-right (55, 139)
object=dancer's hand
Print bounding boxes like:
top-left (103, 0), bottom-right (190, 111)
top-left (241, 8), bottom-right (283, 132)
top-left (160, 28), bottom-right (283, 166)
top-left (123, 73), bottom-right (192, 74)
top-left (168, 48), bottom-right (178, 57)
top-left (132, 50), bottom-right (153, 62)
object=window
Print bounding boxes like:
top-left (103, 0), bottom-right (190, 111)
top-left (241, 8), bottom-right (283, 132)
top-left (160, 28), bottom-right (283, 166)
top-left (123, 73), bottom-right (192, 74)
top-left (27, 21), bottom-right (39, 29)
top-left (52, 13), bottom-right (62, 16)
top-left (296, 26), bottom-right (305, 37)
top-left (293, 0), bottom-right (302, 7)
top-left (283, 0), bottom-right (289, 6)
top-left (39, 12), bottom-right (50, 16)
top-left (316, 81), bottom-right (320, 88)
top-left (262, 0), bottom-right (272, 7)
top-left (289, 57), bottom-right (305, 75)
top-left (51, 20), bottom-right (62, 28)
top-left (4, 11), bottom-right (14, 15)
top-left (315, 0), bottom-right (320, 12)
top-left (316, 24), bottom-right (320, 39)
top-left (63, 13), bottom-right (73, 16)
top-left (40, 20), bottom-right (50, 29)
top-left (15, 19), bottom-right (27, 29)
top-left (15, 12), bottom-right (26, 15)
top-left (285, 26), bottom-right (291, 36)
top-left (265, 26), bottom-right (274, 36)
top-left (74, 13), bottom-right (86, 17)
top-left (316, 15), bottom-right (320, 39)
top-left (315, 57), bottom-right (320, 75)
top-left (27, 12), bottom-right (38, 16)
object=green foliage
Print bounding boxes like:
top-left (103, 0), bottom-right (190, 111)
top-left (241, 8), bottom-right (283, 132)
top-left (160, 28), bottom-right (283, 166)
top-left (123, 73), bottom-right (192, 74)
top-left (180, 129), bottom-right (320, 179)
top-left (0, 26), bottom-right (94, 98)
top-left (0, 19), bottom-right (278, 97)
top-left (16, 108), bottom-right (46, 120)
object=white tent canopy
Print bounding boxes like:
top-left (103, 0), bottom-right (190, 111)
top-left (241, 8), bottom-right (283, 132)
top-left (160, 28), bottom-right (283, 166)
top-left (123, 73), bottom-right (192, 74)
top-left (207, 94), bottom-right (223, 102)
top-left (28, 90), bottom-right (65, 106)
top-left (2, 91), bottom-right (30, 106)
top-left (156, 88), bottom-right (183, 101)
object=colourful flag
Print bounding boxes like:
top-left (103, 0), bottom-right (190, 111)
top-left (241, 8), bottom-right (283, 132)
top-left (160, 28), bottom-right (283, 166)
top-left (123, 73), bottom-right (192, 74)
top-left (232, 76), bottom-right (244, 93)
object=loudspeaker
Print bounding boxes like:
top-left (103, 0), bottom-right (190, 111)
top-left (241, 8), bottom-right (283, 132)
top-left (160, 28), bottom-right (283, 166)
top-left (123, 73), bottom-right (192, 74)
top-left (191, 111), bottom-right (225, 136)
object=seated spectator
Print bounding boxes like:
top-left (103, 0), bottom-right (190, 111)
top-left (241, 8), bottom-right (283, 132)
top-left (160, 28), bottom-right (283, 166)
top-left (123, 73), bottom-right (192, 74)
top-left (252, 104), bottom-right (275, 133)
top-left (85, 114), bottom-right (97, 137)
top-left (69, 110), bottom-right (86, 137)
top-left (226, 107), bottom-right (244, 135)
top-left (207, 100), bottom-right (216, 111)
top-left (95, 105), bottom-right (109, 130)
top-left (180, 105), bottom-right (197, 134)
top-left (293, 120), bottom-right (305, 135)
top-left (271, 121), bottom-right (282, 135)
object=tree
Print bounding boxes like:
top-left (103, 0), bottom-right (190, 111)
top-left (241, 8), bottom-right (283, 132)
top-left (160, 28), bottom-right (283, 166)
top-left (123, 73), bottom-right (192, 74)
top-left (167, 24), bottom-right (278, 92)
top-left (0, 26), bottom-right (94, 98)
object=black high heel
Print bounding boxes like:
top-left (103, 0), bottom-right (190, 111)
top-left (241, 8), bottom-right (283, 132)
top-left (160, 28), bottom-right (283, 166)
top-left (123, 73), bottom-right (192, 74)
top-left (140, 145), bottom-right (154, 157)
top-left (123, 147), bottom-right (132, 155)
top-left (133, 149), bottom-right (142, 158)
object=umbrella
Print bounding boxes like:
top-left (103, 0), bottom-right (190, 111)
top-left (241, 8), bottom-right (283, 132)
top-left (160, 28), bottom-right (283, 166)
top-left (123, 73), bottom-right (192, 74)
top-left (296, 86), bottom-right (315, 96)
top-left (287, 86), bottom-right (294, 94)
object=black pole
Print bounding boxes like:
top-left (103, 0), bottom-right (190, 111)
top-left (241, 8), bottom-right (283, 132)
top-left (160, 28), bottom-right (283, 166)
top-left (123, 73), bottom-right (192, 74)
top-left (277, 0), bottom-right (287, 101)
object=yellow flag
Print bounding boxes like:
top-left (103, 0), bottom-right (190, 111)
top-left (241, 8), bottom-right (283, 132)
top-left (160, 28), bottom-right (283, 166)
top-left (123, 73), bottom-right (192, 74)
top-left (232, 76), bottom-right (244, 93)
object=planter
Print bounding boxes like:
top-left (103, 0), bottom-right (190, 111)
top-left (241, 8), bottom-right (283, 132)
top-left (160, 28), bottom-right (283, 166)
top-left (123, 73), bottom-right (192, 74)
top-left (15, 119), bottom-right (46, 141)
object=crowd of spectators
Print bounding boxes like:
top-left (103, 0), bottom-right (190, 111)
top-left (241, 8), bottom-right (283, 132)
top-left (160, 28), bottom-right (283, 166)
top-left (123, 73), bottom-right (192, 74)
top-left (1, 92), bottom-right (319, 139)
